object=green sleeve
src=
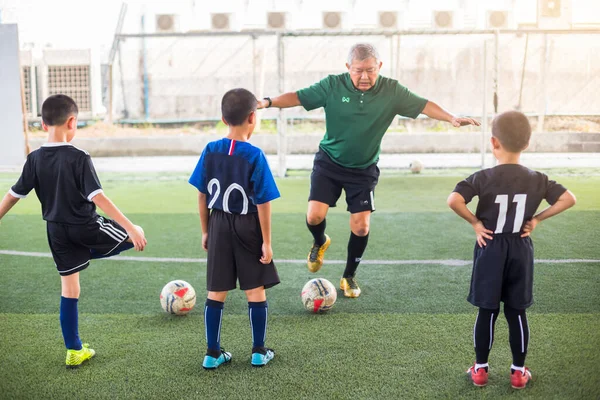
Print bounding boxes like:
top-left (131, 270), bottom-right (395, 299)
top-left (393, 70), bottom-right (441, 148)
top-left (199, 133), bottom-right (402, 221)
top-left (394, 82), bottom-right (428, 119)
top-left (296, 75), bottom-right (334, 111)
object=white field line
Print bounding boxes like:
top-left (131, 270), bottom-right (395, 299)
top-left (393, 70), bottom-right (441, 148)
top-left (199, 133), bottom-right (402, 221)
top-left (0, 250), bottom-right (598, 266)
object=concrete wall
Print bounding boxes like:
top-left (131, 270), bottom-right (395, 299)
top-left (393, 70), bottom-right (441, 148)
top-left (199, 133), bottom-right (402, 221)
top-left (27, 132), bottom-right (600, 157)
top-left (0, 24), bottom-right (25, 165)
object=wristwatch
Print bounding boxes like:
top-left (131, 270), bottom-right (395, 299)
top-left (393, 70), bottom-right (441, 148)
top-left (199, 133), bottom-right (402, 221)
top-left (264, 97), bottom-right (272, 108)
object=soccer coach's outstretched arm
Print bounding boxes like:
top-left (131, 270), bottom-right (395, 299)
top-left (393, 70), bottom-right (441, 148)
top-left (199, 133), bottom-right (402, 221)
top-left (422, 101), bottom-right (481, 128)
top-left (257, 92), bottom-right (301, 109)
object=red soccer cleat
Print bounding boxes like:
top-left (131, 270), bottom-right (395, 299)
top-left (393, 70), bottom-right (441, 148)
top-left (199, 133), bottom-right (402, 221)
top-left (467, 365), bottom-right (489, 387)
top-left (511, 367), bottom-right (532, 389)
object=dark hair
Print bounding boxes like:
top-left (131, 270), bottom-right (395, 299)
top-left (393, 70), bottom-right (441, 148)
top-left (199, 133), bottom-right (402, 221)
top-left (221, 88), bottom-right (257, 126)
top-left (491, 111), bottom-right (531, 153)
top-left (41, 94), bottom-right (78, 126)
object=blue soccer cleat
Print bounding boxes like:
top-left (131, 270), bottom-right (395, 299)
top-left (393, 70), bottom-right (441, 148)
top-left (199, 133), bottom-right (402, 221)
top-left (251, 347), bottom-right (275, 367)
top-left (202, 348), bottom-right (232, 370)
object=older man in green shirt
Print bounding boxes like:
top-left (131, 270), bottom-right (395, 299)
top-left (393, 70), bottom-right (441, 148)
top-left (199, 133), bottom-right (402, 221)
top-left (258, 43), bottom-right (479, 298)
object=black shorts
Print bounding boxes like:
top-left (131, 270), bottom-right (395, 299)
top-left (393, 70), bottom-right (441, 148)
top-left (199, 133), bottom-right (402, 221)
top-left (206, 209), bottom-right (280, 291)
top-left (467, 235), bottom-right (534, 310)
top-left (46, 216), bottom-right (131, 276)
top-left (309, 149), bottom-right (380, 214)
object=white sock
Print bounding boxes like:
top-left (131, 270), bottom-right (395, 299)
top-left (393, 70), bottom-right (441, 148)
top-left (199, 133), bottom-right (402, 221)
top-left (511, 364), bottom-right (525, 373)
top-left (475, 363), bottom-right (489, 371)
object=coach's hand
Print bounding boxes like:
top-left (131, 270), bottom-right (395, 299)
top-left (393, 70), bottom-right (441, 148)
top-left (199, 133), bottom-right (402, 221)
top-left (257, 99), bottom-right (270, 110)
top-left (260, 243), bottom-right (273, 264)
top-left (202, 233), bottom-right (209, 251)
top-left (521, 217), bottom-right (539, 238)
top-left (471, 220), bottom-right (493, 247)
top-left (451, 116), bottom-right (481, 127)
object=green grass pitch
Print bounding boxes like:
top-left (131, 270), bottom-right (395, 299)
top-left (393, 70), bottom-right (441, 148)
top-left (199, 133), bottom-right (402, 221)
top-left (0, 170), bottom-right (599, 399)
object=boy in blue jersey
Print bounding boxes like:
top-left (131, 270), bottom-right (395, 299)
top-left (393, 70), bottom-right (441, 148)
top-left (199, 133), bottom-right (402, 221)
top-left (189, 88), bottom-right (281, 369)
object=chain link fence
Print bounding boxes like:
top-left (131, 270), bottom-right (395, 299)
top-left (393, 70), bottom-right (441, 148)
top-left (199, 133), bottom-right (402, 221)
top-left (110, 30), bottom-right (600, 123)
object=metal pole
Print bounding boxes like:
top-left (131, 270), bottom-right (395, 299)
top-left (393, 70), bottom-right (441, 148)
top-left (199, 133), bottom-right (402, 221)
top-left (537, 34), bottom-right (548, 133)
top-left (481, 40), bottom-right (488, 169)
top-left (118, 44), bottom-right (129, 118)
top-left (277, 33), bottom-right (286, 177)
top-left (142, 14), bottom-right (150, 121)
top-left (252, 35), bottom-right (258, 94)
top-left (395, 33), bottom-right (401, 80)
top-left (493, 29), bottom-right (499, 116)
top-left (104, 2), bottom-right (127, 124)
top-left (517, 33), bottom-right (529, 111)
top-left (108, 65), bottom-right (113, 124)
top-left (492, 30), bottom-right (499, 166)
top-left (389, 34), bottom-right (393, 77)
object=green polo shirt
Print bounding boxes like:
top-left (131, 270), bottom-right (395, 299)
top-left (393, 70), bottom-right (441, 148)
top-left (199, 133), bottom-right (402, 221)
top-left (297, 73), bottom-right (427, 168)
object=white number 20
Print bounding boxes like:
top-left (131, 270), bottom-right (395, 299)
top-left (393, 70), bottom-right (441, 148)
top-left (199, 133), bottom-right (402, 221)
top-left (207, 178), bottom-right (249, 215)
top-left (494, 194), bottom-right (527, 233)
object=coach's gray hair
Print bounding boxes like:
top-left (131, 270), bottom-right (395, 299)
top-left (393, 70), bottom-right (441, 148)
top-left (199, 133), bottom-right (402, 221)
top-left (347, 43), bottom-right (380, 65)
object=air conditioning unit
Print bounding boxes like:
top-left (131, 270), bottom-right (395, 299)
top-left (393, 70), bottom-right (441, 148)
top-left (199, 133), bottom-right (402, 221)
top-left (433, 11), bottom-right (454, 29)
top-left (323, 12), bottom-right (342, 29)
top-left (20, 50), bottom-right (37, 117)
top-left (39, 50), bottom-right (94, 116)
top-left (267, 12), bottom-right (286, 29)
top-left (379, 11), bottom-right (398, 29)
top-left (211, 13), bottom-right (231, 30)
top-left (538, 0), bottom-right (572, 29)
top-left (541, 0), bottom-right (562, 17)
top-left (487, 11), bottom-right (509, 29)
top-left (156, 14), bottom-right (176, 32)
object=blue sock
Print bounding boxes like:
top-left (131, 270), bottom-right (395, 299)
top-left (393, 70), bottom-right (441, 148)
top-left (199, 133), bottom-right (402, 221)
top-left (248, 301), bottom-right (268, 350)
top-left (60, 296), bottom-right (82, 350)
top-left (204, 299), bottom-right (224, 355)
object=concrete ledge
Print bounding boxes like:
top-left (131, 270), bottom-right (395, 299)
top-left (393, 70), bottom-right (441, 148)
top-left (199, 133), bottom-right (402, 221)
top-left (28, 132), bottom-right (600, 156)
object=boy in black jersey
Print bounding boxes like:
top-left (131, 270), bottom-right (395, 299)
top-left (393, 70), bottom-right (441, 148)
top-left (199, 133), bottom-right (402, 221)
top-left (0, 95), bottom-right (147, 368)
top-left (447, 111), bottom-right (576, 389)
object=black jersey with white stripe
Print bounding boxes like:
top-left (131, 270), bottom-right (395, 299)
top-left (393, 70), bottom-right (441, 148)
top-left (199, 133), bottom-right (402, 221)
top-left (10, 143), bottom-right (103, 225)
top-left (453, 164), bottom-right (567, 234)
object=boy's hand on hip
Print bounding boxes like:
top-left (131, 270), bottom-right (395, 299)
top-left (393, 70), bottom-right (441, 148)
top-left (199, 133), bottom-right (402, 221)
top-left (521, 217), bottom-right (539, 238)
top-left (472, 220), bottom-right (493, 248)
top-left (260, 243), bottom-right (273, 264)
top-left (202, 233), bottom-right (209, 251)
top-left (128, 227), bottom-right (147, 251)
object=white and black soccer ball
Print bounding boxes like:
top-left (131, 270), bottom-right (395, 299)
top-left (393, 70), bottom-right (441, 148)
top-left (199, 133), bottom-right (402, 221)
top-left (301, 278), bottom-right (337, 313)
top-left (409, 159), bottom-right (423, 174)
top-left (160, 280), bottom-right (197, 315)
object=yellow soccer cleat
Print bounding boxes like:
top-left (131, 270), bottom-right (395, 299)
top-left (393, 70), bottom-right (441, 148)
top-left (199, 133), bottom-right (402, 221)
top-left (65, 343), bottom-right (95, 369)
top-left (307, 234), bottom-right (331, 273)
top-left (340, 277), bottom-right (361, 298)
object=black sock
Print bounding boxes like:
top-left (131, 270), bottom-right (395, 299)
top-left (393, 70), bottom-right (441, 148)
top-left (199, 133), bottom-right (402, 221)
top-left (504, 305), bottom-right (529, 368)
top-left (474, 307), bottom-right (500, 365)
top-left (343, 232), bottom-right (369, 278)
top-left (307, 218), bottom-right (326, 246)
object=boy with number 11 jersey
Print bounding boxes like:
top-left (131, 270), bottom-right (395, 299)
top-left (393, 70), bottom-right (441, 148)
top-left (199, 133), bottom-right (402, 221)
top-left (447, 111), bottom-right (576, 389)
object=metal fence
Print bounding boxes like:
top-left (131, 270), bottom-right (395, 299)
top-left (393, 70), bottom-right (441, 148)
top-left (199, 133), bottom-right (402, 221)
top-left (111, 29), bottom-right (600, 120)
top-left (109, 29), bottom-right (600, 175)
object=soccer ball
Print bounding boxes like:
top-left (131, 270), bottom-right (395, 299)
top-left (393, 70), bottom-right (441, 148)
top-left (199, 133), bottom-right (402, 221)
top-left (409, 159), bottom-right (423, 174)
top-left (301, 278), bottom-right (337, 313)
top-left (160, 280), bottom-right (197, 315)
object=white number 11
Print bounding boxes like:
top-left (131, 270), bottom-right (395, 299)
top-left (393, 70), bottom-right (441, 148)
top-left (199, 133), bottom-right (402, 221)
top-left (494, 194), bottom-right (527, 233)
